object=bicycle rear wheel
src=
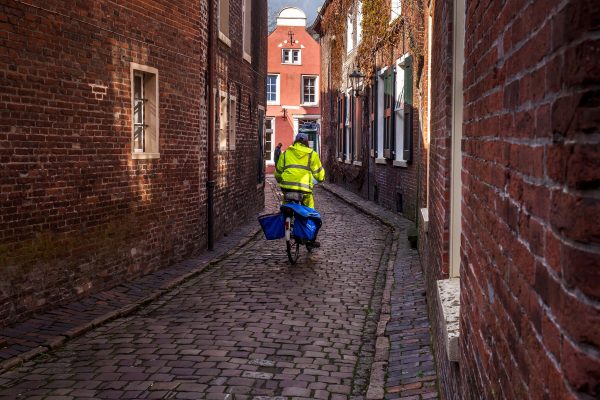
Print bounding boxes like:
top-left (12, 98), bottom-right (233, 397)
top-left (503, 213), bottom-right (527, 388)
top-left (286, 237), bottom-right (300, 264)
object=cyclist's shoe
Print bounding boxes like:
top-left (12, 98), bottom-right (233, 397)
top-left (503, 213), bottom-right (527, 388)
top-left (309, 241), bottom-right (321, 248)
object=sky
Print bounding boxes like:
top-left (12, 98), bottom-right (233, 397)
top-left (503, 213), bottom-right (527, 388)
top-left (268, 0), bottom-right (322, 30)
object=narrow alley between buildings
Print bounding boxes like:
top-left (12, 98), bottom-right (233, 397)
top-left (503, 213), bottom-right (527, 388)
top-left (0, 183), bottom-right (438, 399)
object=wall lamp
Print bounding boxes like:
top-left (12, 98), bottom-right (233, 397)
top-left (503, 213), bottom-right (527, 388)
top-left (349, 68), bottom-right (365, 97)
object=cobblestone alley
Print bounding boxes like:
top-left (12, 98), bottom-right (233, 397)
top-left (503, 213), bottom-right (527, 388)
top-left (0, 186), bottom-right (436, 399)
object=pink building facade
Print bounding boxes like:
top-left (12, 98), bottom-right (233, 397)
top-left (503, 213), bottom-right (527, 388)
top-left (266, 8), bottom-right (321, 173)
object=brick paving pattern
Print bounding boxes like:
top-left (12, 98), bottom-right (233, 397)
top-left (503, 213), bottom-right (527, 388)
top-left (0, 186), bottom-right (274, 372)
top-left (322, 184), bottom-right (439, 400)
top-left (0, 185), bottom-right (391, 399)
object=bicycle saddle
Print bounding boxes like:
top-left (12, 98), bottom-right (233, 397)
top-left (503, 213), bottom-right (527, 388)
top-left (283, 192), bottom-right (305, 202)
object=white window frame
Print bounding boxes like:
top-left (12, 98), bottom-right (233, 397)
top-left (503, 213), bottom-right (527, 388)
top-left (376, 68), bottom-right (386, 162)
top-left (449, 0), bottom-right (466, 278)
top-left (242, 0), bottom-right (252, 62)
top-left (267, 74), bottom-right (280, 105)
top-left (229, 95), bottom-right (237, 150)
top-left (301, 75), bottom-right (318, 106)
top-left (218, 90), bottom-right (228, 150)
top-left (357, 1), bottom-right (363, 45)
top-left (390, 0), bottom-right (401, 23)
top-left (218, 0), bottom-right (231, 46)
top-left (282, 49), bottom-right (301, 64)
top-left (394, 55), bottom-right (409, 163)
top-left (130, 63), bottom-right (159, 160)
top-left (265, 118), bottom-right (275, 165)
top-left (346, 13), bottom-right (354, 54)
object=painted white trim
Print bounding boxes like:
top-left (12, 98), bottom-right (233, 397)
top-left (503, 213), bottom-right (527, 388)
top-left (346, 12), bottom-right (354, 54)
top-left (390, 0), bottom-right (402, 23)
top-left (130, 62), bottom-right (159, 159)
top-left (242, 0), bottom-right (251, 59)
top-left (266, 74), bottom-right (280, 105)
top-left (356, 1), bottom-right (363, 45)
top-left (394, 54), bottom-right (410, 162)
top-left (281, 48), bottom-right (301, 65)
top-left (300, 75), bottom-right (319, 106)
top-left (132, 153), bottom-right (160, 160)
top-left (449, 0), bottom-right (465, 279)
top-left (375, 158), bottom-right (387, 164)
top-left (219, 31), bottom-right (231, 47)
top-left (426, 12), bottom-right (432, 209)
top-left (376, 69), bottom-right (385, 158)
top-left (420, 207), bottom-right (429, 233)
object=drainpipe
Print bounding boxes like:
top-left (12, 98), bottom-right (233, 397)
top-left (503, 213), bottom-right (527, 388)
top-left (207, 0), bottom-right (216, 250)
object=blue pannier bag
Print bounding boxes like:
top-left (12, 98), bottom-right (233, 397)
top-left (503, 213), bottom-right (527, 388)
top-left (258, 213), bottom-right (285, 240)
top-left (280, 203), bottom-right (322, 241)
top-left (292, 215), bottom-right (321, 241)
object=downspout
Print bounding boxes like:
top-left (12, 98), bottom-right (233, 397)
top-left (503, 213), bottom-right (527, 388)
top-left (207, 0), bottom-right (216, 250)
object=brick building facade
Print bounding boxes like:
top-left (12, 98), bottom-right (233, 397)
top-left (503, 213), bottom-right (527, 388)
top-left (423, 0), bottom-right (600, 399)
top-left (0, 0), bottom-right (267, 328)
top-left (317, 0), bottom-right (599, 398)
top-left (313, 0), bottom-right (425, 222)
top-left (266, 7), bottom-right (321, 174)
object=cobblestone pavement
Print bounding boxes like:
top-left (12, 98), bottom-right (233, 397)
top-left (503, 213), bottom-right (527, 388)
top-left (322, 184), bottom-right (438, 400)
top-left (0, 187), bottom-right (391, 399)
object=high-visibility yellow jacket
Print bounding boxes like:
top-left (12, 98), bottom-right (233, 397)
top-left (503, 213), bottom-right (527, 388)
top-left (275, 142), bottom-right (325, 193)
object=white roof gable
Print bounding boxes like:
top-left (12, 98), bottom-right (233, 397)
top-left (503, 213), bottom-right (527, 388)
top-left (276, 7), bottom-right (307, 27)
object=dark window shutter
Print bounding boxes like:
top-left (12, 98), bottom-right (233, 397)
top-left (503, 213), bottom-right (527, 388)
top-left (343, 94), bottom-right (347, 160)
top-left (372, 74), bottom-right (378, 157)
top-left (391, 66), bottom-right (396, 158)
top-left (403, 56), bottom-right (413, 163)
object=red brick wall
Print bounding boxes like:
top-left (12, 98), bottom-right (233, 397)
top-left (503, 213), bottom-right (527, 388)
top-left (421, 0), bottom-right (452, 281)
top-left (460, 0), bottom-right (600, 398)
top-left (419, 1), bottom-right (461, 398)
top-left (0, 0), bottom-right (266, 327)
top-left (317, 0), bottom-right (425, 223)
top-left (213, 0), bottom-right (268, 239)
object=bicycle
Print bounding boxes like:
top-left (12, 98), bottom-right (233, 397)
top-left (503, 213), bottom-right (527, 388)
top-left (282, 191), bottom-right (318, 264)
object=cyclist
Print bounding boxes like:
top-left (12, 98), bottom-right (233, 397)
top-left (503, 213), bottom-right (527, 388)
top-left (274, 132), bottom-right (325, 209)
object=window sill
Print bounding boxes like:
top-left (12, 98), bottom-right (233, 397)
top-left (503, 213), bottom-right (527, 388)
top-left (353, 161), bottom-right (362, 166)
top-left (267, 101), bottom-right (280, 106)
top-left (219, 31), bottom-right (231, 47)
top-left (420, 207), bottom-right (429, 233)
top-left (243, 52), bottom-right (252, 63)
top-left (344, 160), bottom-right (352, 165)
top-left (301, 103), bottom-right (318, 107)
top-left (132, 152), bottom-right (160, 160)
top-left (337, 158), bottom-right (343, 163)
top-left (393, 160), bottom-right (408, 168)
top-left (437, 278), bottom-right (460, 363)
top-left (375, 158), bottom-right (387, 165)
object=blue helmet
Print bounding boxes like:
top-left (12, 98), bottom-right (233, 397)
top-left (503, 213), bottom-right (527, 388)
top-left (295, 132), bottom-right (309, 144)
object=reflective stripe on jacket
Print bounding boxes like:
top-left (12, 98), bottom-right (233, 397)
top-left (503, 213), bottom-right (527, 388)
top-left (274, 142), bottom-right (325, 193)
